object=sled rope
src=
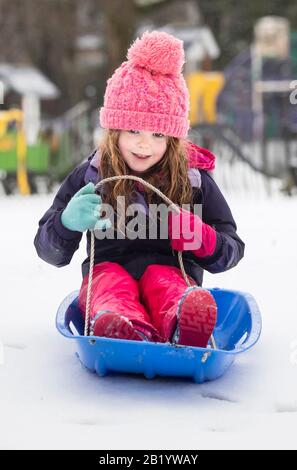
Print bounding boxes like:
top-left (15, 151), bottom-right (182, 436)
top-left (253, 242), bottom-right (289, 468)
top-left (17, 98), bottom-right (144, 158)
top-left (84, 175), bottom-right (217, 350)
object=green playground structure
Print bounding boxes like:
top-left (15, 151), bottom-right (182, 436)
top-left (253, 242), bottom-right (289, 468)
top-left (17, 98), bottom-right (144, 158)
top-left (0, 102), bottom-right (93, 195)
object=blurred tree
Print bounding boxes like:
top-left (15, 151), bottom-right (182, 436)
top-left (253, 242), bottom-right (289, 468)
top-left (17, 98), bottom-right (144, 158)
top-left (0, 0), bottom-right (79, 113)
top-left (0, 0), bottom-right (205, 114)
top-left (26, 0), bottom-right (78, 112)
top-left (98, 0), bottom-right (180, 76)
top-left (98, 0), bottom-right (138, 77)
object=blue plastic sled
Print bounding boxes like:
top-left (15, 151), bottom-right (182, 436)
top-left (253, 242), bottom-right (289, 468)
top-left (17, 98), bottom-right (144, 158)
top-left (56, 287), bottom-right (262, 384)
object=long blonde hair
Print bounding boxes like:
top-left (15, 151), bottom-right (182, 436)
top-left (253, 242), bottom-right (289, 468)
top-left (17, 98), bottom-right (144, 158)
top-left (97, 129), bottom-right (194, 234)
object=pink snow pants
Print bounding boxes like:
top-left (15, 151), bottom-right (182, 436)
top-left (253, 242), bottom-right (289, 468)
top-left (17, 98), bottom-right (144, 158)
top-left (78, 261), bottom-right (197, 342)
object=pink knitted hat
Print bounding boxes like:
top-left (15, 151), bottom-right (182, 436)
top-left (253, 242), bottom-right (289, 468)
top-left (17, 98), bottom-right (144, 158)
top-left (99, 30), bottom-right (190, 138)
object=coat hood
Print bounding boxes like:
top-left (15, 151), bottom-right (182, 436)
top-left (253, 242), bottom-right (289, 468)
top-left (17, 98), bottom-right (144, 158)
top-left (185, 141), bottom-right (215, 171)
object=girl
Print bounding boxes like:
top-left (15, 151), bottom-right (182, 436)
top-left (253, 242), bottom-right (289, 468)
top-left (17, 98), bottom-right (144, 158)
top-left (34, 31), bottom-right (245, 347)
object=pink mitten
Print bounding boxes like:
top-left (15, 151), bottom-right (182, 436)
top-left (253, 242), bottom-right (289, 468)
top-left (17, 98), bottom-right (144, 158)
top-left (168, 208), bottom-right (217, 258)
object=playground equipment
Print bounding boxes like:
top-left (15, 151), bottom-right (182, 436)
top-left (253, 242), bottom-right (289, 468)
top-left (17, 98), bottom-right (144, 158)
top-left (0, 108), bottom-right (51, 194)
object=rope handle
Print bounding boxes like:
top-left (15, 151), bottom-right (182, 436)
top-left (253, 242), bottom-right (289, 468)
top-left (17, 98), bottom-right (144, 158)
top-left (84, 175), bottom-right (217, 350)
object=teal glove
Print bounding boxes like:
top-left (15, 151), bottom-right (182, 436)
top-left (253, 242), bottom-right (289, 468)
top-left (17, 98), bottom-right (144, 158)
top-left (61, 182), bottom-right (112, 232)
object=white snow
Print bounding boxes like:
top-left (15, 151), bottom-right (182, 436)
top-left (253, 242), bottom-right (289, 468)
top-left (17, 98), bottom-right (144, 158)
top-left (0, 188), bottom-right (297, 450)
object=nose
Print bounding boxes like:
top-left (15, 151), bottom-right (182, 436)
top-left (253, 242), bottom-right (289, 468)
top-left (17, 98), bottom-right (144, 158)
top-left (138, 135), bottom-right (151, 150)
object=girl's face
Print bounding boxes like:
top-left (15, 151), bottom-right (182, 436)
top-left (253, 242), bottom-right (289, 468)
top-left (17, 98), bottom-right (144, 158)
top-left (118, 130), bottom-right (168, 175)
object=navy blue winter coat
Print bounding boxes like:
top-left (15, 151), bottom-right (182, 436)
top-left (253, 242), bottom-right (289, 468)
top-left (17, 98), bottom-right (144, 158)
top-left (34, 144), bottom-right (245, 285)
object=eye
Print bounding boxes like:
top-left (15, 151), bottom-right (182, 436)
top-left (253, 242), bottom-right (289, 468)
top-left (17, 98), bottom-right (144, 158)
top-left (153, 133), bottom-right (165, 138)
top-left (128, 130), bottom-right (139, 134)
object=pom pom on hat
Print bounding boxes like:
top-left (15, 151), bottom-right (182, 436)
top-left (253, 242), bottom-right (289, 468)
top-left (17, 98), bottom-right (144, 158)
top-left (127, 30), bottom-right (185, 76)
top-left (99, 30), bottom-right (190, 138)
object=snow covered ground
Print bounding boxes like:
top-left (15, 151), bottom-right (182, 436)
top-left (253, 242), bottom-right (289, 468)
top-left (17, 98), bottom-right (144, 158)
top-left (0, 187), bottom-right (297, 450)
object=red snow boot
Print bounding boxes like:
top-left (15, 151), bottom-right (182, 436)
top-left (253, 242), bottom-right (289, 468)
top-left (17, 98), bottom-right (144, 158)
top-left (90, 311), bottom-right (151, 341)
top-left (172, 286), bottom-right (217, 347)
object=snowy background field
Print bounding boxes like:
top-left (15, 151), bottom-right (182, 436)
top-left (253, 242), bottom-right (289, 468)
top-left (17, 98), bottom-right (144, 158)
top-left (0, 187), bottom-right (297, 450)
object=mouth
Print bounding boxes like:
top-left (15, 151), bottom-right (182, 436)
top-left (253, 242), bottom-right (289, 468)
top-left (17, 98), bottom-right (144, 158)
top-left (132, 152), bottom-right (151, 160)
